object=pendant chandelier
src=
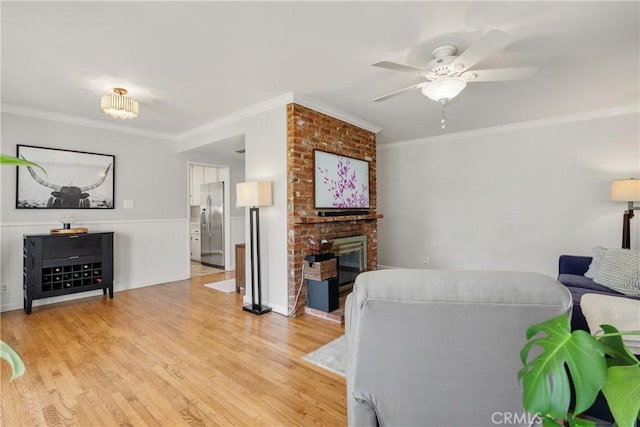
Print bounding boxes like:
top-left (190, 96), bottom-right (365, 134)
top-left (101, 87), bottom-right (139, 120)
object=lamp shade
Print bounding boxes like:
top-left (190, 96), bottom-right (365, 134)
top-left (611, 178), bottom-right (640, 202)
top-left (236, 181), bottom-right (272, 207)
top-left (421, 77), bottom-right (467, 103)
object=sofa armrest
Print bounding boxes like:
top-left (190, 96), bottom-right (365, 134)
top-left (558, 255), bottom-right (592, 276)
top-left (345, 293), bottom-right (379, 426)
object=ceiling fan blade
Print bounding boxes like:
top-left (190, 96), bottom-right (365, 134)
top-left (461, 66), bottom-right (538, 82)
top-left (372, 82), bottom-right (427, 102)
top-left (449, 29), bottom-right (515, 73)
top-left (372, 61), bottom-right (425, 74)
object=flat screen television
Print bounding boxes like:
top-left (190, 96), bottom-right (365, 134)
top-left (314, 150), bottom-right (370, 209)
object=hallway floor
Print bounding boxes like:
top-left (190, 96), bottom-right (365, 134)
top-left (190, 261), bottom-right (225, 277)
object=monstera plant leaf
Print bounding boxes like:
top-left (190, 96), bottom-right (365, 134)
top-left (598, 325), bottom-right (640, 427)
top-left (539, 416), bottom-right (595, 427)
top-left (598, 324), bottom-right (639, 366)
top-left (518, 313), bottom-right (607, 419)
top-left (603, 364), bottom-right (640, 427)
top-left (0, 154), bottom-right (45, 172)
top-left (0, 341), bottom-right (25, 381)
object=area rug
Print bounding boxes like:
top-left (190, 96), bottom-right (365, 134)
top-left (204, 279), bottom-right (235, 293)
top-left (303, 335), bottom-right (346, 377)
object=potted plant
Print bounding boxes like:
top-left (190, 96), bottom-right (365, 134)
top-left (519, 313), bottom-right (640, 427)
top-left (0, 154), bottom-right (41, 381)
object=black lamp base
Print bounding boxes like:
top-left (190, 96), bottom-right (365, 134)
top-left (622, 210), bottom-right (634, 249)
top-left (243, 304), bottom-right (272, 315)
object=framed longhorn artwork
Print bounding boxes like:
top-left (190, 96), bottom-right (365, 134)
top-left (16, 145), bottom-right (115, 209)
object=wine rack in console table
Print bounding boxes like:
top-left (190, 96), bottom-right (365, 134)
top-left (23, 232), bottom-right (114, 314)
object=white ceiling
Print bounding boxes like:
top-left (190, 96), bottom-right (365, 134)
top-left (2, 1), bottom-right (639, 149)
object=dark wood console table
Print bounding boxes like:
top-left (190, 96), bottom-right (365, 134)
top-left (23, 232), bottom-right (114, 314)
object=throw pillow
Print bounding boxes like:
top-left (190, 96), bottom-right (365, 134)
top-left (593, 248), bottom-right (640, 297)
top-left (581, 294), bottom-right (640, 355)
top-left (584, 246), bottom-right (608, 279)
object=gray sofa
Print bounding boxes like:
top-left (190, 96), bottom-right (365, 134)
top-left (345, 269), bottom-right (572, 427)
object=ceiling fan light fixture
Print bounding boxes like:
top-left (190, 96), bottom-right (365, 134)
top-left (101, 87), bottom-right (139, 120)
top-left (421, 77), bottom-right (467, 103)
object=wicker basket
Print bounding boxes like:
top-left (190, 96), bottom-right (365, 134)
top-left (307, 239), bottom-right (334, 255)
top-left (304, 258), bottom-right (337, 281)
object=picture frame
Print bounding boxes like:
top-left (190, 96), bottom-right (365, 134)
top-left (314, 150), bottom-right (370, 209)
top-left (16, 145), bottom-right (115, 209)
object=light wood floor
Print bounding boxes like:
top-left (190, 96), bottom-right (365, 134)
top-left (190, 262), bottom-right (226, 277)
top-left (1, 272), bottom-right (346, 426)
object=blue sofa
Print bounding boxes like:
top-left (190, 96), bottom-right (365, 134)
top-left (557, 255), bottom-right (629, 332)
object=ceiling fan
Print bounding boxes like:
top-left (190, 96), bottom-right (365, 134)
top-left (372, 30), bottom-right (538, 106)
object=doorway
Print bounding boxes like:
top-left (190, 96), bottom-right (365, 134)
top-left (188, 162), bottom-right (231, 277)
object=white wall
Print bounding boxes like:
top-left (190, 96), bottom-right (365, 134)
top-left (1, 219), bottom-right (187, 311)
top-left (1, 114), bottom-right (189, 222)
top-left (377, 111), bottom-right (640, 277)
top-left (178, 106), bottom-right (289, 314)
top-left (0, 113), bottom-right (196, 311)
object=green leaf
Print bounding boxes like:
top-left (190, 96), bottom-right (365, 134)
top-left (1, 340), bottom-right (26, 381)
top-left (542, 416), bottom-right (564, 427)
top-left (519, 313), bottom-right (607, 418)
top-left (597, 324), bottom-right (639, 367)
top-left (602, 364), bottom-right (640, 427)
top-left (568, 415), bottom-right (595, 427)
top-left (0, 154), bottom-right (46, 173)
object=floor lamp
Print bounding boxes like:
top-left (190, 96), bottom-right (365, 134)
top-left (237, 181), bottom-right (273, 315)
top-left (611, 178), bottom-right (640, 249)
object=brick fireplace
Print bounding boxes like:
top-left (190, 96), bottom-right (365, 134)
top-left (287, 103), bottom-right (379, 316)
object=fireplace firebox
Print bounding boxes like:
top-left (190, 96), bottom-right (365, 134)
top-left (332, 235), bottom-right (367, 293)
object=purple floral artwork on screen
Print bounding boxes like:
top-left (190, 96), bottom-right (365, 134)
top-left (315, 152), bottom-right (369, 208)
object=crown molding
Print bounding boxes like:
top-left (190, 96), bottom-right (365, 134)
top-left (378, 104), bottom-right (640, 150)
top-left (1, 104), bottom-right (177, 141)
top-left (292, 95), bottom-right (382, 134)
top-left (2, 93), bottom-right (381, 143)
top-left (176, 92), bottom-right (382, 140)
top-left (176, 93), bottom-right (295, 140)
top-left (8, 98), bottom-right (629, 149)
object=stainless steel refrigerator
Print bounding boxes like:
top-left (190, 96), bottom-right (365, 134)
top-left (200, 182), bottom-right (224, 269)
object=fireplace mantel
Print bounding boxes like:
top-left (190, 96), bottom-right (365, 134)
top-left (292, 213), bottom-right (383, 224)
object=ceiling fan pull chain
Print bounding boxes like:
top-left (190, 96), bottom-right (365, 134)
top-left (441, 106), bottom-right (446, 129)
